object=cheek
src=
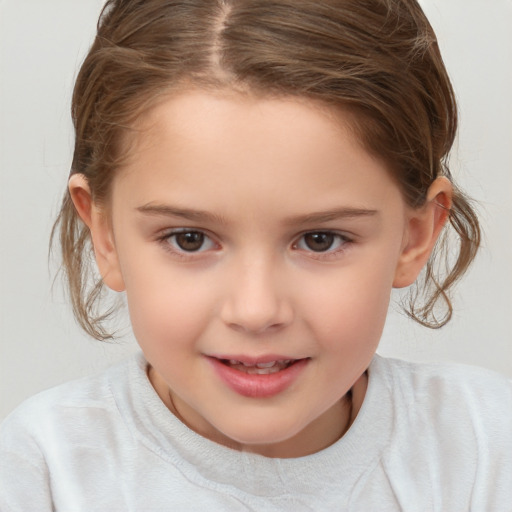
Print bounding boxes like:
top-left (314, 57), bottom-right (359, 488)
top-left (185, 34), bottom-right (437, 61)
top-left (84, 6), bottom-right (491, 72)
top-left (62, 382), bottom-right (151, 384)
top-left (305, 259), bottom-right (396, 351)
top-left (119, 253), bottom-right (217, 354)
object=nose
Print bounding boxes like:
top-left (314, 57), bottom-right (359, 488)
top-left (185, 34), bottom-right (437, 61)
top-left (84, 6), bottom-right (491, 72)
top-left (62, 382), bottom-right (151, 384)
top-left (220, 255), bottom-right (294, 334)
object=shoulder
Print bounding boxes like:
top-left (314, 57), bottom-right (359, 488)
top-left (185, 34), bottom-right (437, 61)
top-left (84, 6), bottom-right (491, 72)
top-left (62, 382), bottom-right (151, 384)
top-left (0, 354), bottom-right (146, 509)
top-left (373, 354), bottom-right (512, 411)
top-left (2, 370), bottom-right (109, 431)
top-left (365, 356), bottom-right (512, 507)
top-left (0, 355), bottom-right (139, 449)
top-left (372, 355), bottom-right (512, 433)
top-left (372, 355), bottom-right (512, 480)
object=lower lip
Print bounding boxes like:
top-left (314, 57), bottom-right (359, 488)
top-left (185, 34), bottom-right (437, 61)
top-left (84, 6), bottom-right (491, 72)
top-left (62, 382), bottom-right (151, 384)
top-left (207, 358), bottom-right (309, 398)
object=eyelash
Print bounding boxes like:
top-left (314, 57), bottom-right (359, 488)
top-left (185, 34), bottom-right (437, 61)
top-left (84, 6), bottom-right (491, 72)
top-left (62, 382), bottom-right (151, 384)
top-left (157, 229), bottom-right (353, 260)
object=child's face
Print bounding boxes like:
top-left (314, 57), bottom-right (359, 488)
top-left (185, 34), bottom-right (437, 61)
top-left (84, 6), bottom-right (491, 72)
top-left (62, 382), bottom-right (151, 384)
top-left (82, 91), bottom-right (441, 457)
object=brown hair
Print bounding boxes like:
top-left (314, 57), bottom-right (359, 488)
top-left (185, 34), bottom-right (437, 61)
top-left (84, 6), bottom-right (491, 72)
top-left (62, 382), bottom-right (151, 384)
top-left (54, 0), bottom-right (480, 340)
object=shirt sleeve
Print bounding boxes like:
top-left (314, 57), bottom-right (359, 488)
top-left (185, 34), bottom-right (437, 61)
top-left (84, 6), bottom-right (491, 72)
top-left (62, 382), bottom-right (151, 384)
top-left (469, 376), bottom-right (512, 511)
top-left (0, 412), bottom-right (54, 512)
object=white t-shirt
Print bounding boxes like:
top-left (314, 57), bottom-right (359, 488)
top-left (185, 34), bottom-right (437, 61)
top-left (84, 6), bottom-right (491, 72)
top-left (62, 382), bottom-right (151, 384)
top-left (1, 352), bottom-right (511, 511)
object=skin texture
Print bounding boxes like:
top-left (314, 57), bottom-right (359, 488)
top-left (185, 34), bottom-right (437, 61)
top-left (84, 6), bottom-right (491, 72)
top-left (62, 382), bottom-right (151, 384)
top-left (70, 90), bottom-right (451, 458)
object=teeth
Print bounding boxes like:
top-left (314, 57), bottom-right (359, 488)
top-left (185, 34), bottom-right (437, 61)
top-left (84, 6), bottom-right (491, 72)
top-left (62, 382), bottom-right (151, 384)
top-left (244, 365), bottom-right (282, 375)
top-left (255, 361), bottom-right (277, 369)
top-left (224, 359), bottom-right (294, 374)
top-left (253, 366), bottom-right (281, 375)
top-left (227, 359), bottom-right (292, 368)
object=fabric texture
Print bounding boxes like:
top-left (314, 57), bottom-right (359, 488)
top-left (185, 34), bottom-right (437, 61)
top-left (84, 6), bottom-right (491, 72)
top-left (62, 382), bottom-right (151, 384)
top-left (1, 352), bottom-right (511, 511)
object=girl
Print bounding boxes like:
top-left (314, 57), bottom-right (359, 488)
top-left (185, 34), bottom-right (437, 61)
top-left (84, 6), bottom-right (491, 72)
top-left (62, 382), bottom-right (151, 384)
top-left (1, 0), bottom-right (511, 510)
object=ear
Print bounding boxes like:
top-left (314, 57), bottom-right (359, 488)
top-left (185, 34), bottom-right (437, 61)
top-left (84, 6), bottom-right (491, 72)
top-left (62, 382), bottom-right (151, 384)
top-left (68, 174), bottom-right (125, 292)
top-left (393, 177), bottom-right (453, 288)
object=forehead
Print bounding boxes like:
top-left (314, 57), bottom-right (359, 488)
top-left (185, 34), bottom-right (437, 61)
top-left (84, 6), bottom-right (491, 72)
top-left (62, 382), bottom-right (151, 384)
top-left (137, 89), bottom-right (355, 150)
top-left (113, 90), bottom-right (404, 218)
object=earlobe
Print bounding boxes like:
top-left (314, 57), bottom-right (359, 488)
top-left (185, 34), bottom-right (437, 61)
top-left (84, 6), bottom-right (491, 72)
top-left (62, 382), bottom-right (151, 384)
top-left (68, 174), bottom-right (125, 292)
top-left (393, 177), bottom-right (453, 288)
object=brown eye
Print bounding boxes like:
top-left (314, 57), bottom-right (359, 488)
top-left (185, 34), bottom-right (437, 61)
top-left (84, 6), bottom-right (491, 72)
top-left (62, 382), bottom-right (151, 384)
top-left (173, 231), bottom-right (206, 252)
top-left (303, 232), bottom-right (335, 252)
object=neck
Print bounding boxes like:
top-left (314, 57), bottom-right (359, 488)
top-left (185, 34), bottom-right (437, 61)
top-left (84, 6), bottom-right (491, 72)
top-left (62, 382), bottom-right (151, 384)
top-left (149, 365), bottom-right (368, 459)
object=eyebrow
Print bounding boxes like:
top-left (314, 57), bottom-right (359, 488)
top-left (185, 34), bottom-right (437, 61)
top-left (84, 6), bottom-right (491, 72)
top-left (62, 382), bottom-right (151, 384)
top-left (137, 203), bottom-right (378, 226)
top-left (284, 207), bottom-right (378, 226)
top-left (136, 204), bottom-right (228, 224)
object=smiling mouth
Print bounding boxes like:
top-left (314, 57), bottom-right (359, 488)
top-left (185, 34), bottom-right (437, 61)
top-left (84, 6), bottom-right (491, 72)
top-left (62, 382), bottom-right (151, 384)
top-left (219, 359), bottom-right (298, 375)
top-left (209, 357), bottom-right (310, 397)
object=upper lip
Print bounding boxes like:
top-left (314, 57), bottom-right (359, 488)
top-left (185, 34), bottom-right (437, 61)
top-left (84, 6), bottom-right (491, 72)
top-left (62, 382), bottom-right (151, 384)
top-left (208, 354), bottom-right (305, 365)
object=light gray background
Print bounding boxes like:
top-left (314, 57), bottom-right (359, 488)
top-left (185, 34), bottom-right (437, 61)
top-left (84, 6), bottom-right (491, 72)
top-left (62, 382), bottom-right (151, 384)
top-left (1, 0), bottom-right (511, 421)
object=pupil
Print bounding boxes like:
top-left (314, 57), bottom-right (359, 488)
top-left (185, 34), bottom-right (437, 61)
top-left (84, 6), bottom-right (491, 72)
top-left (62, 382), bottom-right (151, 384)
top-left (304, 233), bottom-right (334, 252)
top-left (176, 232), bottom-right (204, 251)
